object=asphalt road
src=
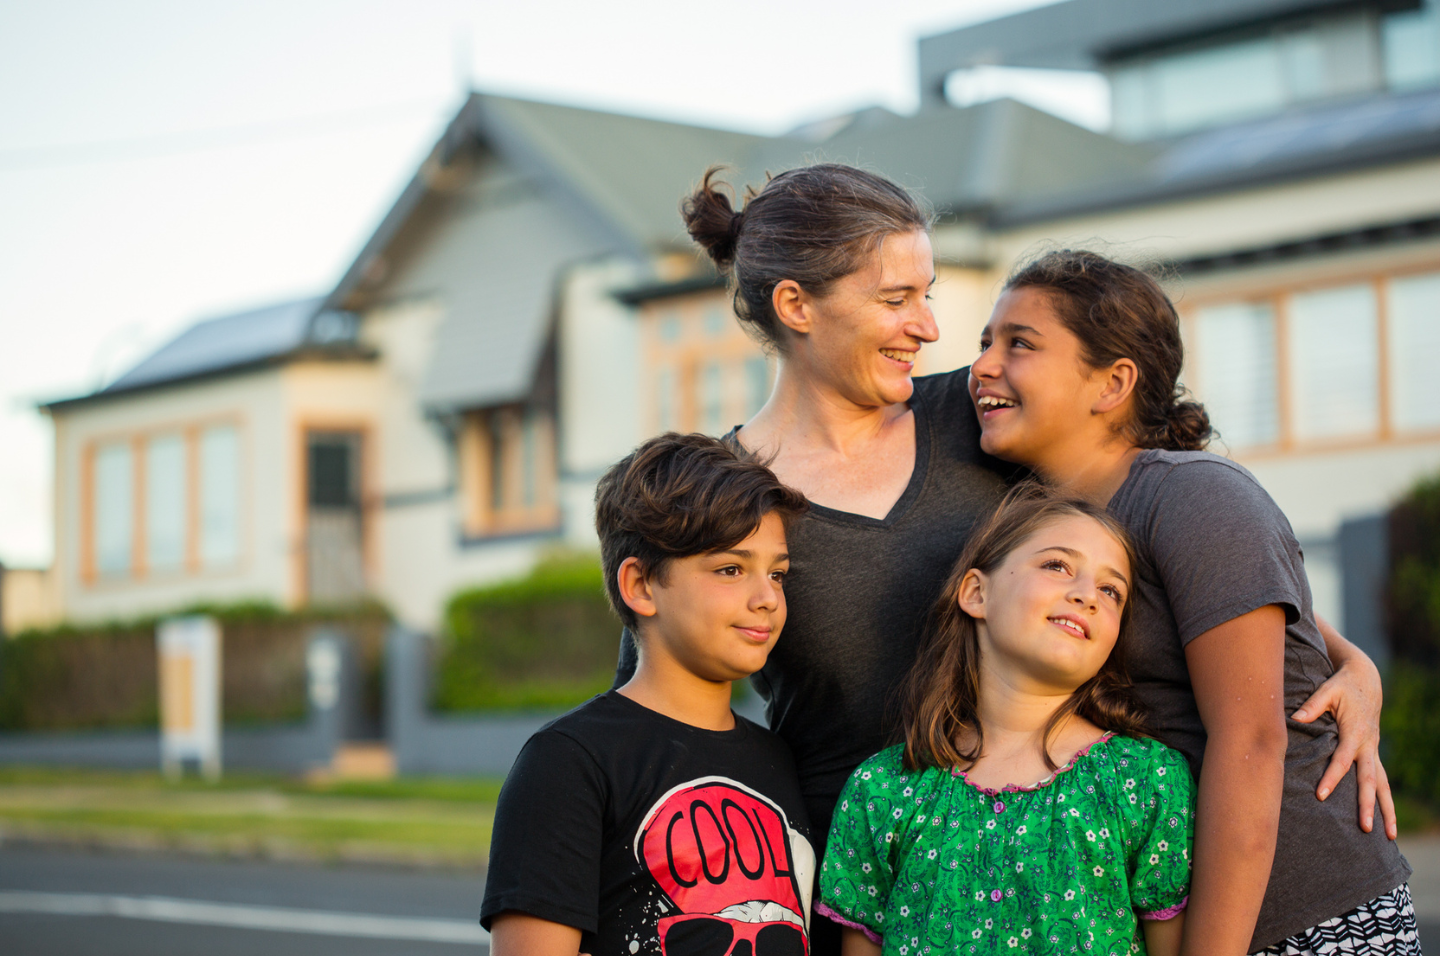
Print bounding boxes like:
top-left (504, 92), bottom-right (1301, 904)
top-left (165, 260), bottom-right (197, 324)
top-left (2, 839), bottom-right (1437, 953)
top-left (0, 842), bottom-right (488, 956)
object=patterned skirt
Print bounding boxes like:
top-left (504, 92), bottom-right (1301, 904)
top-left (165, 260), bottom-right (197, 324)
top-left (1250, 883), bottom-right (1421, 955)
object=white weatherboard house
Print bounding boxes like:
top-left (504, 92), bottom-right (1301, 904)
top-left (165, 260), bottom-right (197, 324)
top-left (41, 0), bottom-right (1440, 660)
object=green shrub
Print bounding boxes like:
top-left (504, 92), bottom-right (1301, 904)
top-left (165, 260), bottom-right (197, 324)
top-left (433, 554), bottom-right (619, 712)
top-left (0, 600), bottom-right (391, 732)
top-left (1386, 472), bottom-right (1440, 666)
top-left (1382, 473), bottom-right (1440, 821)
top-left (1381, 666), bottom-right (1440, 806)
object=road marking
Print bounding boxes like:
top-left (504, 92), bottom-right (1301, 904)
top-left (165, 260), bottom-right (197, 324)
top-left (0, 891), bottom-right (489, 944)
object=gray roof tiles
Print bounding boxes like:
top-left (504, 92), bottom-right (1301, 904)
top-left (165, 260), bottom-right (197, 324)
top-left (998, 85), bottom-right (1440, 224)
top-left (102, 298), bottom-right (323, 395)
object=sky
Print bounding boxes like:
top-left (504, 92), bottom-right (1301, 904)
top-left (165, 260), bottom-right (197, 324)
top-left (0, 0), bottom-right (1095, 568)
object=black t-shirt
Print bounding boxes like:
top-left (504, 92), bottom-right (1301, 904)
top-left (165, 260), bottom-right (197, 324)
top-left (480, 691), bottom-right (815, 956)
top-left (615, 369), bottom-right (1012, 844)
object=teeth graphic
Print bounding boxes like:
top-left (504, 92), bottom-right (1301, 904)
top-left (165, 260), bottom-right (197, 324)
top-left (880, 349), bottom-right (916, 362)
top-left (1049, 617), bottom-right (1084, 636)
top-left (978, 396), bottom-right (1017, 408)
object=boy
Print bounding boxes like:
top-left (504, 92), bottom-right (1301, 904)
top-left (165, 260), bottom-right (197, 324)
top-left (481, 433), bottom-right (813, 956)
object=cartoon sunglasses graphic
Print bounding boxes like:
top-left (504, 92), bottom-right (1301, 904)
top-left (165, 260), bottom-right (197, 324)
top-left (636, 779), bottom-right (814, 956)
top-left (659, 912), bottom-right (807, 956)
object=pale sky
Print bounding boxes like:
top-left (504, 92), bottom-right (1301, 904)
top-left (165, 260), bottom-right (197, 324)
top-left (0, 0), bottom-right (1093, 568)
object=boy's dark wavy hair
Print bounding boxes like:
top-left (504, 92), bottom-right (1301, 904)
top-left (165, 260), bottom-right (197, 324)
top-left (901, 483), bottom-right (1149, 773)
top-left (594, 432), bottom-right (808, 629)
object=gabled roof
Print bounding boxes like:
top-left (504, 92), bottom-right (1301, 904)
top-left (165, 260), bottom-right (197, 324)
top-left (322, 92), bottom-right (771, 414)
top-left (746, 98), bottom-right (1153, 219)
top-left (327, 92), bottom-right (768, 313)
top-left (43, 298), bottom-right (368, 410)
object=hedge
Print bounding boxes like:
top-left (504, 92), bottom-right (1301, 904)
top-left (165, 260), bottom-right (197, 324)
top-left (433, 554), bottom-right (619, 712)
top-left (0, 601), bottom-right (391, 732)
top-left (1381, 473), bottom-right (1440, 807)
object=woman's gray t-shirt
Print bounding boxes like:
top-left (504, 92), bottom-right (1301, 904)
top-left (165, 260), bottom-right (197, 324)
top-left (1109, 449), bottom-right (1410, 949)
top-left (614, 369), bottom-right (1013, 842)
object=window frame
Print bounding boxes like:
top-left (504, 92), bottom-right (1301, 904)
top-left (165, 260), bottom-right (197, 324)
top-left (638, 290), bottom-right (773, 437)
top-left (1182, 257), bottom-right (1440, 459)
top-left (79, 414), bottom-right (248, 588)
top-left (457, 404), bottom-right (559, 540)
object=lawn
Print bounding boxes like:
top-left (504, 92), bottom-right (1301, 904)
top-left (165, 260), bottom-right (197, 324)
top-left (0, 766), bottom-right (502, 867)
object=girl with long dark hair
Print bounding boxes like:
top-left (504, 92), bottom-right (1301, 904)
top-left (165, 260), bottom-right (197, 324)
top-left (966, 250), bottom-right (1414, 954)
top-left (819, 487), bottom-right (1192, 955)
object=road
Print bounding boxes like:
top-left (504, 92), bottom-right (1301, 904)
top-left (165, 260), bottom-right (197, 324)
top-left (2, 837), bottom-right (1438, 953)
top-left (0, 841), bottom-right (488, 955)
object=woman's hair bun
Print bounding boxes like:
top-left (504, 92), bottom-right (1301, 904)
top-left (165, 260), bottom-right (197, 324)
top-left (1163, 398), bottom-right (1213, 451)
top-left (681, 166), bottom-right (743, 268)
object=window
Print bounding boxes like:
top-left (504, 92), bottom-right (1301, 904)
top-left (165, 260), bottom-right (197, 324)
top-left (1288, 284), bottom-right (1378, 441)
top-left (199, 425), bottom-right (240, 568)
top-left (458, 406), bottom-right (558, 538)
top-left (1194, 302), bottom-right (1280, 449)
top-left (642, 293), bottom-right (769, 437)
top-left (1190, 264), bottom-right (1440, 454)
top-left (657, 365), bottom-right (678, 432)
top-left (145, 434), bottom-right (186, 573)
top-left (704, 307), bottom-right (728, 338)
top-left (746, 357), bottom-right (771, 417)
top-left (94, 441), bottom-right (133, 577)
top-left (1388, 271), bottom-right (1440, 432)
top-left (1384, 7), bottom-right (1440, 90)
top-left (1110, 12), bottom-right (1386, 139)
top-left (1152, 38), bottom-right (1286, 135)
top-left (699, 362), bottom-right (724, 435)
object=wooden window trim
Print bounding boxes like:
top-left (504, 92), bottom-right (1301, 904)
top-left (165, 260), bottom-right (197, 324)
top-left (78, 414), bottom-right (247, 591)
top-left (459, 406), bottom-right (560, 539)
top-left (1183, 257), bottom-right (1440, 461)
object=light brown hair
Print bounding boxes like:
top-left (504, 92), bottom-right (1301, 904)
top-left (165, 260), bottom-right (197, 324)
top-left (901, 483), bottom-right (1148, 773)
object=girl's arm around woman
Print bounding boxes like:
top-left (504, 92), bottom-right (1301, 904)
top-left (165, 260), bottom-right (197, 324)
top-left (1180, 604), bottom-right (1289, 956)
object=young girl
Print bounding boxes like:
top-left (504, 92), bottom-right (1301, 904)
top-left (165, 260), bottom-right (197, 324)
top-left (818, 489), bottom-right (1192, 956)
top-left (966, 250), bottom-right (1412, 955)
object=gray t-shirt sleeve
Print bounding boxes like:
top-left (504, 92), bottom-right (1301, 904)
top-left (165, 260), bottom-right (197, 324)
top-left (1140, 459), bottom-right (1306, 645)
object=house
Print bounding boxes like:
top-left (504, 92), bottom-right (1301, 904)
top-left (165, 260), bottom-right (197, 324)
top-left (42, 0), bottom-right (1440, 649)
top-left (930, 0), bottom-right (1440, 658)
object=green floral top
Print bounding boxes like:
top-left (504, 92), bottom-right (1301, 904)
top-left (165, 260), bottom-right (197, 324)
top-left (818, 734), bottom-right (1193, 956)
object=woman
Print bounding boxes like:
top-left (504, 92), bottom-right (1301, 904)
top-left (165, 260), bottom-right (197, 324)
top-left (966, 250), bottom-right (1412, 954)
top-left (614, 164), bottom-right (1393, 954)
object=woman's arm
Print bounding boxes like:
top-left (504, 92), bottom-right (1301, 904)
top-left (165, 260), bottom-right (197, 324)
top-left (1180, 605), bottom-right (1289, 956)
top-left (1290, 614), bottom-right (1397, 839)
top-left (489, 913), bottom-right (582, 956)
top-left (1142, 912), bottom-right (1184, 956)
top-left (840, 927), bottom-right (883, 956)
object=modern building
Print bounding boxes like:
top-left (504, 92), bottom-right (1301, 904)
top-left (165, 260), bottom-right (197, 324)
top-left (41, 0), bottom-right (1440, 651)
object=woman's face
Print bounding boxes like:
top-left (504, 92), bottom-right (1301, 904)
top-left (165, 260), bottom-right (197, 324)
top-left (961, 514), bottom-right (1130, 692)
top-left (793, 230), bottom-right (938, 409)
top-left (968, 287), bottom-right (1106, 470)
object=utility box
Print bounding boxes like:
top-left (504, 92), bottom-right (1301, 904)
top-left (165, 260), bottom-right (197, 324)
top-left (157, 616), bottom-right (222, 780)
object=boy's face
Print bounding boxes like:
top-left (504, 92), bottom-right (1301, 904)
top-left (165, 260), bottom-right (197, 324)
top-left (638, 512), bottom-right (790, 682)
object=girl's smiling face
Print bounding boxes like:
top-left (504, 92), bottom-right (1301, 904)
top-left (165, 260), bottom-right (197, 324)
top-left (959, 513), bottom-right (1131, 692)
top-left (968, 287), bottom-right (1111, 471)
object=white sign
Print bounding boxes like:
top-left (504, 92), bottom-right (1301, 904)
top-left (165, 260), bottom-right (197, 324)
top-left (156, 616), bottom-right (222, 780)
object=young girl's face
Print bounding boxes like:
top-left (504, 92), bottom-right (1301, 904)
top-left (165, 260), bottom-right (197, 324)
top-left (959, 514), bottom-right (1131, 692)
top-left (968, 287), bottom-right (1112, 470)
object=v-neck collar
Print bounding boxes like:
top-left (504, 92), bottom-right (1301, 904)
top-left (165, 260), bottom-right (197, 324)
top-left (732, 389), bottom-right (932, 531)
